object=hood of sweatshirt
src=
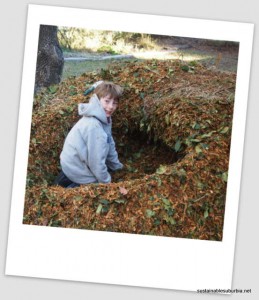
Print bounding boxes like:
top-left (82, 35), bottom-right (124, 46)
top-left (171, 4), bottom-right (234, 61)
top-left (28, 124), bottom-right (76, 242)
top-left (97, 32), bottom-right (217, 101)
top-left (78, 94), bottom-right (109, 125)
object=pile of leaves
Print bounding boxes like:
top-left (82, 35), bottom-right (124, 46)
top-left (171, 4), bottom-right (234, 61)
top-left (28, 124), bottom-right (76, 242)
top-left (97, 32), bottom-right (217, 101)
top-left (24, 59), bottom-right (236, 240)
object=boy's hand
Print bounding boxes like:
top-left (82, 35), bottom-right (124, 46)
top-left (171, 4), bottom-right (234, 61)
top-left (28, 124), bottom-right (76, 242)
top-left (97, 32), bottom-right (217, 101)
top-left (108, 164), bottom-right (124, 173)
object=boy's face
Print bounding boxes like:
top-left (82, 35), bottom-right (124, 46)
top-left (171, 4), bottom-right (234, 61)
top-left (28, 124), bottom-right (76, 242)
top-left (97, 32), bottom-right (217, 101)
top-left (100, 95), bottom-right (118, 117)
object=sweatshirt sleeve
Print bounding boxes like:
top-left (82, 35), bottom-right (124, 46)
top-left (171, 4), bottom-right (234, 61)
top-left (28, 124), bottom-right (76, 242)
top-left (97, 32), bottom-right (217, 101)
top-left (87, 125), bottom-right (111, 183)
top-left (106, 135), bottom-right (123, 171)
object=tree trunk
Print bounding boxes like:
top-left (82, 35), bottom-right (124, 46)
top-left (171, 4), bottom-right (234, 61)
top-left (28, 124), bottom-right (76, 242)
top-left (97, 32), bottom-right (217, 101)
top-left (35, 25), bottom-right (64, 93)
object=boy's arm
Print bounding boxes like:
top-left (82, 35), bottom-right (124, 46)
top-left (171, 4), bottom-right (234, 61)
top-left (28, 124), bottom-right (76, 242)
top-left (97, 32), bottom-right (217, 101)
top-left (106, 135), bottom-right (123, 171)
top-left (87, 126), bottom-right (111, 183)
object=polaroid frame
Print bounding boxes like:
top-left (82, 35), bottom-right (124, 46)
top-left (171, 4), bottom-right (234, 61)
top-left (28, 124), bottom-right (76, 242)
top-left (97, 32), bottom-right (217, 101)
top-left (5, 4), bottom-right (254, 292)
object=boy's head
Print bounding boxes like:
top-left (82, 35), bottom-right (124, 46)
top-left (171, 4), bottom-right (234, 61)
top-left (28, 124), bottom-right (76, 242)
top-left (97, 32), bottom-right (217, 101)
top-left (95, 81), bottom-right (123, 102)
top-left (95, 82), bottom-right (123, 117)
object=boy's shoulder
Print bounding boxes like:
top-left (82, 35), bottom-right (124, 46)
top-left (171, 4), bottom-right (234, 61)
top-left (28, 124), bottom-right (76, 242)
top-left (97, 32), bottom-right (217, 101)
top-left (79, 115), bottom-right (103, 128)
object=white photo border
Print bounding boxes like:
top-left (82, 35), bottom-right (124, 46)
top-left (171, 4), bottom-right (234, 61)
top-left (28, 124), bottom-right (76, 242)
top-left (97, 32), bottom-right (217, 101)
top-left (5, 4), bottom-right (254, 292)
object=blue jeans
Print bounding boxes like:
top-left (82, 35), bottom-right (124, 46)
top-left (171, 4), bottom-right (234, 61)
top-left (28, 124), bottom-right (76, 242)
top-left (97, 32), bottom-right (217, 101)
top-left (53, 170), bottom-right (80, 188)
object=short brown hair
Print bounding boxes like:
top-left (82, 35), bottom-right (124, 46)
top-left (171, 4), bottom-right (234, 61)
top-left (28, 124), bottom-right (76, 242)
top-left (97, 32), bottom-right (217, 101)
top-left (95, 81), bottom-right (123, 101)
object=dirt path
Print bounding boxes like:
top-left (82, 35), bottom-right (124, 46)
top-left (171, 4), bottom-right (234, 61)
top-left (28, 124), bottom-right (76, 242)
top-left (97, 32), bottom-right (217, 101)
top-left (64, 54), bottom-right (135, 61)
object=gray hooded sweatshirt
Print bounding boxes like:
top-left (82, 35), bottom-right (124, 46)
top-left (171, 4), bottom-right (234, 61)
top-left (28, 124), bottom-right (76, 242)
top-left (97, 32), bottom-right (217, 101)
top-left (60, 94), bottom-right (123, 184)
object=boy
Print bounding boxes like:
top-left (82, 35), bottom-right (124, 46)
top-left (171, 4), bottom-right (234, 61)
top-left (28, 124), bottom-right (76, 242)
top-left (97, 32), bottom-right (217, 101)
top-left (54, 81), bottom-right (123, 188)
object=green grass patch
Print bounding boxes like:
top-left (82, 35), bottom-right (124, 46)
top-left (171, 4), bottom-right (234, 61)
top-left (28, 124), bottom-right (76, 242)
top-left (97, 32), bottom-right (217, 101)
top-left (62, 60), bottom-right (109, 80)
top-left (62, 58), bottom-right (139, 81)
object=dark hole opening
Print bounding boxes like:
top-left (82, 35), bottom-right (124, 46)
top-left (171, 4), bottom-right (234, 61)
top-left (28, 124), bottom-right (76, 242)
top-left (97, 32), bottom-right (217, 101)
top-left (112, 131), bottom-right (181, 182)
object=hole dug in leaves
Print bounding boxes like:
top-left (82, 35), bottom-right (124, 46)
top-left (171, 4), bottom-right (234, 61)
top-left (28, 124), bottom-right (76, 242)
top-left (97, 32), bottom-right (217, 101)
top-left (112, 131), bottom-right (179, 182)
top-left (24, 59), bottom-right (236, 241)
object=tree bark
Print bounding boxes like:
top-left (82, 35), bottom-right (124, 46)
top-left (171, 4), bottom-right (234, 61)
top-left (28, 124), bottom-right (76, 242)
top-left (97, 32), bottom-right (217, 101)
top-left (35, 25), bottom-right (64, 93)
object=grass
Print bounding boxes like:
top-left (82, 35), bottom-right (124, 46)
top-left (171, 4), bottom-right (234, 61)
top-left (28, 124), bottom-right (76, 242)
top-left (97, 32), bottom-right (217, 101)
top-left (62, 60), bottom-right (112, 80)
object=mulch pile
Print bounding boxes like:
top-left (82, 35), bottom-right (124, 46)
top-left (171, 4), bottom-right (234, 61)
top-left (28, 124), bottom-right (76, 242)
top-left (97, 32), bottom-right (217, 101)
top-left (24, 59), bottom-right (236, 240)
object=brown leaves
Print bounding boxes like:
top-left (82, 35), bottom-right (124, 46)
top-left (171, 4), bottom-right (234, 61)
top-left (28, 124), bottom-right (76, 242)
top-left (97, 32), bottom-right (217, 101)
top-left (23, 59), bottom-right (236, 240)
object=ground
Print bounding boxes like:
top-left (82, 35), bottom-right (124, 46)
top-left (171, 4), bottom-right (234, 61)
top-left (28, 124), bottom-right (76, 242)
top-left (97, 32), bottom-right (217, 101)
top-left (153, 36), bottom-right (239, 72)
